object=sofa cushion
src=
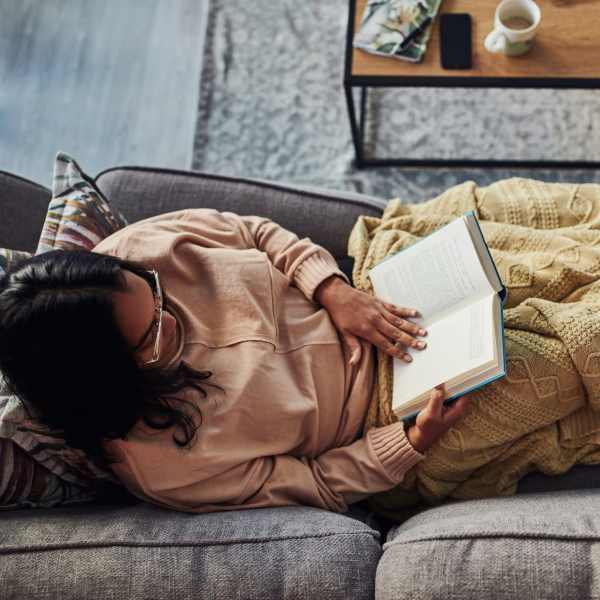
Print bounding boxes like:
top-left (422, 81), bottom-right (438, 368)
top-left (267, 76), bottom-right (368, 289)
top-left (0, 502), bottom-right (382, 600)
top-left (377, 489), bottom-right (600, 600)
top-left (94, 166), bottom-right (386, 283)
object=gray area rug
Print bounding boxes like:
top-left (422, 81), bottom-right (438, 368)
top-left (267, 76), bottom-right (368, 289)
top-left (192, 1), bottom-right (600, 202)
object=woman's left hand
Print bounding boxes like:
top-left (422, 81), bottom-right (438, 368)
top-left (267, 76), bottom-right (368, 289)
top-left (315, 276), bottom-right (428, 366)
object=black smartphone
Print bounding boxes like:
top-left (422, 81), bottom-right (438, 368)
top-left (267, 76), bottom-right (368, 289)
top-left (440, 13), bottom-right (472, 70)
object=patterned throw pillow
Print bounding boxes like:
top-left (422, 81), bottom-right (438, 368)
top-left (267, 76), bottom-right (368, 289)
top-left (0, 151), bottom-right (133, 510)
top-left (36, 151), bottom-right (128, 254)
top-left (0, 391), bottom-right (126, 511)
top-left (0, 248), bottom-right (32, 279)
top-left (0, 437), bottom-right (97, 511)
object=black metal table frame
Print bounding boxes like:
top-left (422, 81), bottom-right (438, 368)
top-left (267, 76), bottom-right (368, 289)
top-left (344, 0), bottom-right (600, 169)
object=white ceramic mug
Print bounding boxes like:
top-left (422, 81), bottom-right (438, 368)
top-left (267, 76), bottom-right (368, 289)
top-left (484, 0), bottom-right (541, 56)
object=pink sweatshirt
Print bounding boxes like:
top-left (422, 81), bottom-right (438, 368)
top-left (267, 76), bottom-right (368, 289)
top-left (93, 208), bottom-right (425, 514)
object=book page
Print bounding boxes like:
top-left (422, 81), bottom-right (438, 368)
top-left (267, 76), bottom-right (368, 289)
top-left (465, 213), bottom-right (504, 295)
top-left (392, 293), bottom-right (497, 410)
top-left (369, 216), bottom-right (495, 328)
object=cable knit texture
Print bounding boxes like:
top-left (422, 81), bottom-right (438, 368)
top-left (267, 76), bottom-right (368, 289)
top-left (348, 177), bottom-right (600, 518)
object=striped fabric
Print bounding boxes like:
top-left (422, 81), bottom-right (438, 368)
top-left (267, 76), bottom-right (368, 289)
top-left (0, 438), bottom-right (96, 511)
top-left (0, 151), bottom-right (128, 510)
top-left (36, 151), bottom-right (128, 254)
top-left (0, 390), bottom-right (121, 511)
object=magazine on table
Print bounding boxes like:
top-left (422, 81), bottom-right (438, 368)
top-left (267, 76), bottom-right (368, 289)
top-left (353, 0), bottom-right (443, 63)
top-left (368, 211), bottom-right (508, 421)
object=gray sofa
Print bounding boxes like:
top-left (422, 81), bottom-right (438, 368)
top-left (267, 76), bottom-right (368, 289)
top-left (2, 165), bottom-right (600, 600)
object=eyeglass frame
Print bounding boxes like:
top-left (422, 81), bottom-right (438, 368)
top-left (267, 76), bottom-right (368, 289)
top-left (131, 269), bottom-right (164, 365)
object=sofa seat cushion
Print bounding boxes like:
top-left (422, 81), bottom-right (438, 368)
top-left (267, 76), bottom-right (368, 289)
top-left (0, 502), bottom-right (382, 600)
top-left (377, 489), bottom-right (600, 600)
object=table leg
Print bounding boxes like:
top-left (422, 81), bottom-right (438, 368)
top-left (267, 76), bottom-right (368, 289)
top-left (344, 81), bottom-right (364, 167)
top-left (359, 86), bottom-right (368, 159)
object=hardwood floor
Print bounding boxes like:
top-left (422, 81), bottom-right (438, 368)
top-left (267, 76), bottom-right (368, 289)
top-left (0, 0), bottom-right (209, 189)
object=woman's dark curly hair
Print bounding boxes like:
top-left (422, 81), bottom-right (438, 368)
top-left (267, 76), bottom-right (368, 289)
top-left (0, 249), bottom-right (225, 501)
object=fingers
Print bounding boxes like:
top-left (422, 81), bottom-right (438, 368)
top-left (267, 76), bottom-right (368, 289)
top-left (428, 384), bottom-right (446, 418)
top-left (363, 301), bottom-right (428, 361)
top-left (429, 386), bottom-right (471, 423)
top-left (422, 385), bottom-right (470, 427)
top-left (377, 306), bottom-right (428, 352)
top-left (382, 302), bottom-right (422, 320)
top-left (370, 331), bottom-right (412, 362)
top-left (382, 303), bottom-right (428, 339)
top-left (443, 395), bottom-right (471, 425)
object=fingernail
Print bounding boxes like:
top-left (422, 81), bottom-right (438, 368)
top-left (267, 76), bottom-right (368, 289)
top-left (419, 329), bottom-right (427, 335)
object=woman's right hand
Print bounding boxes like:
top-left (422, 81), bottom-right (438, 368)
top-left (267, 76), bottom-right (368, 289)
top-left (405, 383), bottom-right (471, 454)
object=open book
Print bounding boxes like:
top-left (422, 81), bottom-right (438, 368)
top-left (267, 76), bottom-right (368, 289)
top-left (367, 211), bottom-right (507, 421)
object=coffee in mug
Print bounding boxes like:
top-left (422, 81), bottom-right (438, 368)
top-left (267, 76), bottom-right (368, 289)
top-left (501, 16), bottom-right (533, 30)
top-left (484, 0), bottom-right (541, 57)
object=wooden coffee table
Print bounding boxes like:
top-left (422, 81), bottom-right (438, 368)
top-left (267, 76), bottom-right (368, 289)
top-left (344, 0), bottom-right (600, 168)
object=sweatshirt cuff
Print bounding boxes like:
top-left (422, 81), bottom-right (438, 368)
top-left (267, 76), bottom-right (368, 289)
top-left (367, 421), bottom-right (426, 482)
top-left (294, 251), bottom-right (351, 303)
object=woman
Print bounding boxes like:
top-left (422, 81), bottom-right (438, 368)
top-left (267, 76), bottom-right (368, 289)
top-left (0, 208), bottom-right (470, 515)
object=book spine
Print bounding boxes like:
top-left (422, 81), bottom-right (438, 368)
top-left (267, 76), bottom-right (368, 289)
top-left (499, 295), bottom-right (508, 375)
top-left (398, 369), bottom-right (509, 423)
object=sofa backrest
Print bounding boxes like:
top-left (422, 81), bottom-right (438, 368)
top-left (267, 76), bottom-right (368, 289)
top-left (1, 166), bottom-right (386, 284)
top-left (0, 171), bottom-right (51, 252)
top-left (94, 167), bottom-right (386, 283)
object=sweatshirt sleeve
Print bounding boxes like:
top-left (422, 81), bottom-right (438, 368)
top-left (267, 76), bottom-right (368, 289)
top-left (175, 208), bottom-right (352, 303)
top-left (108, 421), bottom-right (425, 515)
top-left (209, 209), bottom-right (351, 302)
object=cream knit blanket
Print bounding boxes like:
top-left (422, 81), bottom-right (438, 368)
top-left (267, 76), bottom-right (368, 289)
top-left (348, 177), bottom-right (600, 518)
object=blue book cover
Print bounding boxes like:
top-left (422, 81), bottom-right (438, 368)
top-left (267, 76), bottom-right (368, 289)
top-left (368, 210), bottom-right (508, 422)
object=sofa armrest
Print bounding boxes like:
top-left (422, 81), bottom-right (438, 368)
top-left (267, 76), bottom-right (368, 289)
top-left (94, 167), bottom-right (386, 283)
top-left (0, 171), bottom-right (51, 252)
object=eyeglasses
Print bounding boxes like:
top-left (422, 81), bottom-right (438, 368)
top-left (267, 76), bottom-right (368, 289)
top-left (133, 269), bottom-right (164, 366)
